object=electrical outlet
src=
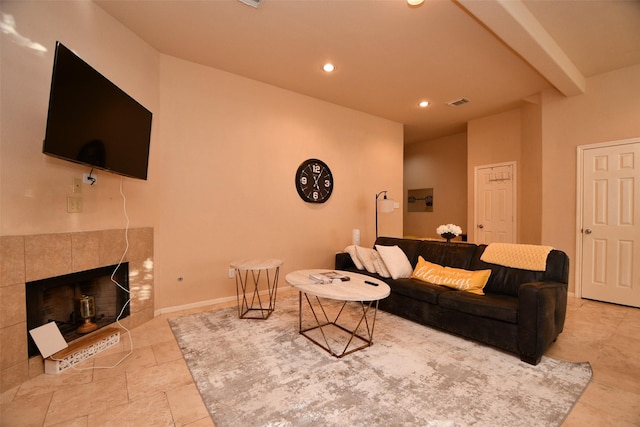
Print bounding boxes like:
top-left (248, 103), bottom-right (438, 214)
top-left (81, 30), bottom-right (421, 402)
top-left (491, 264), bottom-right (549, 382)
top-left (72, 178), bottom-right (82, 193)
top-left (83, 172), bottom-right (97, 185)
top-left (67, 197), bottom-right (82, 213)
top-left (228, 268), bottom-right (235, 278)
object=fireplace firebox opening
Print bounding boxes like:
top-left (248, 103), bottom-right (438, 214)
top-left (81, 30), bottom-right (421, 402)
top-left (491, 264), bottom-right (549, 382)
top-left (26, 263), bottom-right (130, 358)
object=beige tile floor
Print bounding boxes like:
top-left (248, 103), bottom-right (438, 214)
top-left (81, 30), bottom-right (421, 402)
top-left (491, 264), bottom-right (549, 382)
top-left (1, 293), bottom-right (639, 426)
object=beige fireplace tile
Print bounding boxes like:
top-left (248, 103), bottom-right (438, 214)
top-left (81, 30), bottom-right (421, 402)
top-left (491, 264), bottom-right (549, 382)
top-left (128, 227), bottom-right (154, 262)
top-left (0, 322), bottom-right (27, 369)
top-left (128, 307), bottom-right (154, 329)
top-left (87, 391), bottom-right (173, 426)
top-left (0, 283), bottom-right (26, 328)
top-left (43, 374), bottom-right (128, 425)
top-left (98, 229), bottom-right (128, 266)
top-left (0, 235), bottom-right (25, 287)
top-left (28, 355), bottom-right (45, 378)
top-left (0, 361), bottom-right (28, 394)
top-left (71, 232), bottom-right (101, 272)
top-left (131, 291), bottom-right (154, 315)
top-left (24, 234), bottom-right (72, 282)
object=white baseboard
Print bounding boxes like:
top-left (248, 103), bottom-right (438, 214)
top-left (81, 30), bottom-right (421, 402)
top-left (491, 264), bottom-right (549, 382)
top-left (154, 285), bottom-right (293, 316)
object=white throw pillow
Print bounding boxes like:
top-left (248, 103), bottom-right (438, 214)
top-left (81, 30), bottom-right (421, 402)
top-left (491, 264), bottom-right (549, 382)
top-left (344, 245), bottom-right (364, 270)
top-left (375, 245), bottom-right (413, 279)
top-left (372, 251), bottom-right (391, 278)
top-left (355, 246), bottom-right (378, 274)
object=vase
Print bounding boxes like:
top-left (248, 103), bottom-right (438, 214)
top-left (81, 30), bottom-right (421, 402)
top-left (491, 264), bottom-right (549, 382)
top-left (441, 232), bottom-right (456, 243)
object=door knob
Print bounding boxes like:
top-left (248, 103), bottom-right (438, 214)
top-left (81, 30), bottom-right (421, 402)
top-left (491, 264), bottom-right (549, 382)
top-left (584, 228), bottom-right (592, 234)
top-left (478, 224), bottom-right (484, 229)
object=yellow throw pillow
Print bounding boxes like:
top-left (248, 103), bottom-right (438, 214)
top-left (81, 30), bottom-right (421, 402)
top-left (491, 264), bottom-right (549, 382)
top-left (410, 257), bottom-right (491, 295)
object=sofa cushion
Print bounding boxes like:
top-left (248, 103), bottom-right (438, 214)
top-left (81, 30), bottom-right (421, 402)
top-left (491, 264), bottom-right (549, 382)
top-left (439, 291), bottom-right (518, 323)
top-left (387, 278), bottom-right (451, 304)
top-left (415, 241), bottom-right (478, 269)
top-left (375, 244), bottom-right (413, 279)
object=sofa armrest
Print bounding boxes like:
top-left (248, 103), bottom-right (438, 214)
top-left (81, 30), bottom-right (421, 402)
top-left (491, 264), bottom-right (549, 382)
top-left (518, 281), bottom-right (568, 364)
top-left (335, 252), bottom-right (356, 270)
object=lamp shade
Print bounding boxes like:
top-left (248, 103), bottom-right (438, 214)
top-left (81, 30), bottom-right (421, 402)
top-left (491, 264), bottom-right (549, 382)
top-left (377, 198), bottom-right (395, 213)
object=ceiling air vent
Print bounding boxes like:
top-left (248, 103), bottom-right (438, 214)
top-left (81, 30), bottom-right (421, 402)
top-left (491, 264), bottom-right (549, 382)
top-left (447, 98), bottom-right (469, 107)
top-left (238, 0), bottom-right (262, 7)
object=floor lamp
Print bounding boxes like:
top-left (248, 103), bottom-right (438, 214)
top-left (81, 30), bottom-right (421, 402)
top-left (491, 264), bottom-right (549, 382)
top-left (376, 191), bottom-right (395, 238)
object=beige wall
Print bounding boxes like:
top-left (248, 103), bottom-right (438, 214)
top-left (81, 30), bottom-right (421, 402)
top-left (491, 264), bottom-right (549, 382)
top-left (466, 102), bottom-right (544, 244)
top-left (520, 98), bottom-right (543, 244)
top-left (0, 1), bottom-right (404, 313)
top-left (466, 109), bottom-right (522, 242)
top-left (154, 56), bottom-right (403, 309)
top-left (404, 132), bottom-right (467, 239)
top-left (540, 64), bottom-right (640, 292)
top-left (0, 1), bottom-right (160, 236)
top-left (465, 64), bottom-right (640, 293)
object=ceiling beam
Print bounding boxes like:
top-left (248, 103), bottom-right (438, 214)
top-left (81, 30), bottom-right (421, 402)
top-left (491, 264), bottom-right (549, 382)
top-left (457, 0), bottom-right (586, 96)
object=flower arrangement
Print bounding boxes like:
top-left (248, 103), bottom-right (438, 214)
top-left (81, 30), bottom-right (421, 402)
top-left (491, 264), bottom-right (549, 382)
top-left (437, 224), bottom-right (462, 242)
top-left (437, 224), bottom-right (462, 236)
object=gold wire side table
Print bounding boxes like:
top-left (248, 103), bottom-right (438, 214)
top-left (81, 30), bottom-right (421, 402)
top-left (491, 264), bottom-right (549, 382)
top-left (230, 258), bottom-right (283, 320)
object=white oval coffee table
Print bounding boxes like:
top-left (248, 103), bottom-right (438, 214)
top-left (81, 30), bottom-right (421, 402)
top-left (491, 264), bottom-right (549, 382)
top-left (285, 269), bottom-right (390, 358)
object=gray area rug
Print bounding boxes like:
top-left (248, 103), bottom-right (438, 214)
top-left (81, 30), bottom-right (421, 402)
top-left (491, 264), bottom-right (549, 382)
top-left (169, 294), bottom-right (591, 426)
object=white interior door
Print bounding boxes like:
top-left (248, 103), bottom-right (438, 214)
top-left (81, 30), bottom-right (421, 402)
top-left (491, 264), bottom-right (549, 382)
top-left (580, 140), bottom-right (640, 307)
top-left (474, 162), bottom-right (516, 244)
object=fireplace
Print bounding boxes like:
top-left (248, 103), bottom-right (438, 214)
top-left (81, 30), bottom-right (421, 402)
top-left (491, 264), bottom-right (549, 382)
top-left (26, 263), bottom-right (130, 358)
top-left (0, 228), bottom-right (154, 393)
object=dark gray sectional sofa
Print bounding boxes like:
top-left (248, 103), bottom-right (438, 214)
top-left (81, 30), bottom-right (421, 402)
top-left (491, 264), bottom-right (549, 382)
top-left (335, 236), bottom-right (569, 365)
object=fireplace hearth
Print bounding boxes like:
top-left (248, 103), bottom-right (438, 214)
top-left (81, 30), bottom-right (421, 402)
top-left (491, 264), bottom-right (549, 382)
top-left (26, 263), bottom-right (130, 358)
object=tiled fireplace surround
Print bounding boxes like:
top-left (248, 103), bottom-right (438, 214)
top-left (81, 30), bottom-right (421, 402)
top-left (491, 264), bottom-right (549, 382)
top-left (0, 227), bottom-right (154, 393)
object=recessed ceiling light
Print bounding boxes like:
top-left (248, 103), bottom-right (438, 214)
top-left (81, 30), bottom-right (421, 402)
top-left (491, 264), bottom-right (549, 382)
top-left (407, 0), bottom-right (424, 6)
top-left (419, 101), bottom-right (429, 108)
top-left (323, 63), bottom-right (335, 73)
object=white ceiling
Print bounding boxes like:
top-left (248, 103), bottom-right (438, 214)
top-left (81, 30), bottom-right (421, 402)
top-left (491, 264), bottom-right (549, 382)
top-left (94, 0), bottom-right (640, 144)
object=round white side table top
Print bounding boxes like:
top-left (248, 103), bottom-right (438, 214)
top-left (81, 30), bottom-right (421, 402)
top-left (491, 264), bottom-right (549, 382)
top-left (230, 258), bottom-right (283, 270)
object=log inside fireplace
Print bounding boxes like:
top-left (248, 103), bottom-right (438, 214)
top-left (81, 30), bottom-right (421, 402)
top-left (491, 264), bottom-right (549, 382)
top-left (26, 263), bottom-right (130, 358)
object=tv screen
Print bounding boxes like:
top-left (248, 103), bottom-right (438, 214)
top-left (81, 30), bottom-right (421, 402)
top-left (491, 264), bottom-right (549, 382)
top-left (43, 42), bottom-right (152, 180)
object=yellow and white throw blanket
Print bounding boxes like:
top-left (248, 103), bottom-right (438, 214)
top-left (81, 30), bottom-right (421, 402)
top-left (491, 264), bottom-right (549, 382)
top-left (480, 243), bottom-right (553, 271)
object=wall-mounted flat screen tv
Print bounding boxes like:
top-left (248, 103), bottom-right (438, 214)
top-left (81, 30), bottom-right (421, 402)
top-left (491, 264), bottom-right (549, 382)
top-left (43, 42), bottom-right (152, 180)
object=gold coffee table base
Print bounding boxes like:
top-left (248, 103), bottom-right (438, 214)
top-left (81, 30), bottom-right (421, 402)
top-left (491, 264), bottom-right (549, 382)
top-left (298, 292), bottom-right (381, 358)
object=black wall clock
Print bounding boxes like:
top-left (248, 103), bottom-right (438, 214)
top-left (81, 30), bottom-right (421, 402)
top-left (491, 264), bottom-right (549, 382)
top-left (295, 158), bottom-right (334, 203)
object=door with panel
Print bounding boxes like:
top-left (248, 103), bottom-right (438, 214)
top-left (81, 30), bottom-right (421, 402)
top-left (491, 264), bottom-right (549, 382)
top-left (474, 162), bottom-right (516, 244)
top-left (580, 141), bottom-right (640, 307)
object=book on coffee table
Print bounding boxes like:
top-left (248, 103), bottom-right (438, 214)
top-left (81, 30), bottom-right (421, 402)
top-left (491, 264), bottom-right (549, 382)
top-left (309, 271), bottom-right (351, 284)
